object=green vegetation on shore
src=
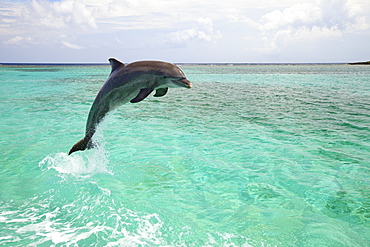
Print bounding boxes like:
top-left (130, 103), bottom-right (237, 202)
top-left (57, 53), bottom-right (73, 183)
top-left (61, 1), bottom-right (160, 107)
top-left (348, 61), bottom-right (370, 65)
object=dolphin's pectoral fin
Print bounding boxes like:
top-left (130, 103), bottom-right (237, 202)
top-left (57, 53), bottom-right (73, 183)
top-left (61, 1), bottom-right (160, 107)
top-left (130, 88), bottom-right (154, 103)
top-left (154, 88), bottom-right (168, 97)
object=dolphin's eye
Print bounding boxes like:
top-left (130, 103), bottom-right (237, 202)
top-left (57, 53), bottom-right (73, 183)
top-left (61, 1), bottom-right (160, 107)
top-left (163, 76), bottom-right (167, 79)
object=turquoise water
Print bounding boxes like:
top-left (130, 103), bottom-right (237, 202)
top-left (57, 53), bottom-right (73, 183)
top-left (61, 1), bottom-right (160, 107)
top-left (1, 64), bottom-right (370, 246)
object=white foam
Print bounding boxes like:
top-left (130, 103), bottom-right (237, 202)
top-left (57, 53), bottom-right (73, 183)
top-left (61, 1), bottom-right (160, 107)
top-left (14, 207), bottom-right (114, 246)
top-left (106, 213), bottom-right (169, 247)
top-left (39, 143), bottom-right (112, 178)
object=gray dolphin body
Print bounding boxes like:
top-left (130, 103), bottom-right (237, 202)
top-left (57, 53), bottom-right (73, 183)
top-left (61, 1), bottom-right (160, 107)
top-left (68, 58), bottom-right (192, 155)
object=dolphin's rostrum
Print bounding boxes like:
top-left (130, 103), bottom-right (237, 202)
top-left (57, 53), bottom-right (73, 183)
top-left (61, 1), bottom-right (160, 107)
top-left (68, 58), bottom-right (192, 155)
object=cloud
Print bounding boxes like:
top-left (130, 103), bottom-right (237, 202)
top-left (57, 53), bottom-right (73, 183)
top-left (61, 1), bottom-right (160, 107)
top-left (61, 40), bottom-right (83, 49)
top-left (3, 36), bottom-right (31, 45)
top-left (256, 0), bottom-right (370, 52)
top-left (259, 3), bottom-right (322, 32)
top-left (25, 0), bottom-right (97, 30)
top-left (0, 0), bottom-right (96, 48)
top-left (168, 18), bottom-right (222, 45)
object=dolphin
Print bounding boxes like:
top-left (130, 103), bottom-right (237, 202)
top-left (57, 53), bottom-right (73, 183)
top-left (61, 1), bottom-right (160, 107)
top-left (68, 58), bottom-right (192, 155)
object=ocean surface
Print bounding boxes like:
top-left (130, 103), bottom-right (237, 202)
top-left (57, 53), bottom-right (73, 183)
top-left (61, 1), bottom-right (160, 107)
top-left (0, 63), bottom-right (369, 246)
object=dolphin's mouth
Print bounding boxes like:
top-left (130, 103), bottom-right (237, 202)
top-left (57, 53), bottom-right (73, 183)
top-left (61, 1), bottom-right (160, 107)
top-left (174, 77), bottom-right (192, 88)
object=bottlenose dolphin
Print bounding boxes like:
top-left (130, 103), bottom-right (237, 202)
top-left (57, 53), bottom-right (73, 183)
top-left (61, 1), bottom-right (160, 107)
top-left (68, 58), bottom-right (192, 155)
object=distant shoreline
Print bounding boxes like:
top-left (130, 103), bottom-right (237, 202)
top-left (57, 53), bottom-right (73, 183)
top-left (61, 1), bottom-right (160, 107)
top-left (348, 61), bottom-right (370, 65)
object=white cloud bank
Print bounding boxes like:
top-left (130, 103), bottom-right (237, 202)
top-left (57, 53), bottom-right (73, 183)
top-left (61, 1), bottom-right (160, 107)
top-left (257, 0), bottom-right (370, 52)
top-left (1, 0), bottom-right (97, 49)
top-left (0, 0), bottom-right (369, 62)
top-left (25, 0), bottom-right (97, 30)
top-left (168, 18), bottom-right (222, 45)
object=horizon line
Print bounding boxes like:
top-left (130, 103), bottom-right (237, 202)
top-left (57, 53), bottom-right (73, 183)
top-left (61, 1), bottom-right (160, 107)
top-left (0, 62), bottom-right (352, 66)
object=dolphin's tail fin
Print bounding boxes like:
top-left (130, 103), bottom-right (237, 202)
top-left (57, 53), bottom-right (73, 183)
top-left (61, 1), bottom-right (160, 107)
top-left (68, 136), bottom-right (91, 155)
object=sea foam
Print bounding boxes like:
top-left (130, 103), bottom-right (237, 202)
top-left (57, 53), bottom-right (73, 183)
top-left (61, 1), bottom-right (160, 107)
top-left (39, 144), bottom-right (111, 178)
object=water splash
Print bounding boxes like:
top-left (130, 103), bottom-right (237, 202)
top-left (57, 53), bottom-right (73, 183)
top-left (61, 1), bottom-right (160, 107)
top-left (39, 140), bottom-right (112, 178)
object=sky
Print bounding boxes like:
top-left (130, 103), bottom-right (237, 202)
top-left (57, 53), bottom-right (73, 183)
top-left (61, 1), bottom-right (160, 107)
top-left (1, 0), bottom-right (370, 63)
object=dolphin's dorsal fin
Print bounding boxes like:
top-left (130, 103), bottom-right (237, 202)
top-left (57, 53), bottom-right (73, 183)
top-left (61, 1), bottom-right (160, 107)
top-left (108, 58), bottom-right (125, 74)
